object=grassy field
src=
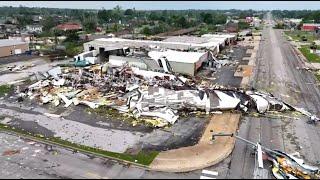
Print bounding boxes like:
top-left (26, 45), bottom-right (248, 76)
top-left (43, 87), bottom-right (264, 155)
top-left (0, 123), bottom-right (158, 166)
top-left (299, 45), bottom-right (320, 63)
top-left (284, 30), bottom-right (317, 43)
top-left (0, 85), bottom-right (13, 96)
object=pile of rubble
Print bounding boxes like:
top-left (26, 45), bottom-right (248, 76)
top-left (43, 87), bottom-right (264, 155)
top-left (16, 62), bottom-right (320, 127)
top-left (7, 64), bottom-right (35, 72)
top-left (267, 150), bottom-right (320, 179)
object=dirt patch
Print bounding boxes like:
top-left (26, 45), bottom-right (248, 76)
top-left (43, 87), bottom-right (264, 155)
top-left (2, 149), bottom-right (20, 156)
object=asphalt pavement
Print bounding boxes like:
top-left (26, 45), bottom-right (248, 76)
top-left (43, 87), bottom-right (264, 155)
top-left (226, 12), bottom-right (320, 179)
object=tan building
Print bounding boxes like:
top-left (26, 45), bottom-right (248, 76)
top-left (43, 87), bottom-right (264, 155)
top-left (0, 39), bottom-right (29, 58)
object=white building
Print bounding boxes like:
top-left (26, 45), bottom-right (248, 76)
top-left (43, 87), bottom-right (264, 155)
top-left (83, 37), bottom-right (221, 55)
top-left (26, 25), bottom-right (43, 34)
top-left (148, 50), bottom-right (214, 76)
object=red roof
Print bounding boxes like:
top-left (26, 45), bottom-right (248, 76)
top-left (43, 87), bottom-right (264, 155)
top-left (56, 23), bottom-right (82, 31)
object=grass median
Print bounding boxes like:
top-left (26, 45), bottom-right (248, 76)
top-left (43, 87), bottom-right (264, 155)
top-left (299, 45), bottom-right (320, 63)
top-left (284, 30), bottom-right (316, 43)
top-left (0, 123), bottom-right (158, 166)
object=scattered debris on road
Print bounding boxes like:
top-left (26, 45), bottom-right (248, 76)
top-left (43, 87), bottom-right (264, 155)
top-left (211, 132), bottom-right (320, 179)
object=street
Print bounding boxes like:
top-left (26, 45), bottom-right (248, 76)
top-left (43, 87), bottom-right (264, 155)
top-left (227, 12), bottom-right (320, 178)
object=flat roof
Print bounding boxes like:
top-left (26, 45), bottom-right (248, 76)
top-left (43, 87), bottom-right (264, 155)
top-left (163, 35), bottom-right (231, 46)
top-left (303, 23), bottom-right (320, 26)
top-left (86, 38), bottom-right (219, 50)
top-left (163, 36), bottom-right (209, 44)
top-left (148, 50), bottom-right (207, 64)
top-left (201, 33), bottom-right (237, 39)
top-left (0, 39), bottom-right (28, 47)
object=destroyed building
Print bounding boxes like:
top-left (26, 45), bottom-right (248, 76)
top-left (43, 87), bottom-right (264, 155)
top-left (83, 37), bottom-right (220, 56)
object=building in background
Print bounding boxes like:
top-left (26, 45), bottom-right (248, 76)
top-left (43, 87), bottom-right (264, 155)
top-left (302, 23), bottom-right (320, 31)
top-left (26, 25), bottom-right (43, 34)
top-left (0, 39), bottom-right (29, 58)
top-left (225, 21), bottom-right (239, 33)
top-left (55, 22), bottom-right (82, 32)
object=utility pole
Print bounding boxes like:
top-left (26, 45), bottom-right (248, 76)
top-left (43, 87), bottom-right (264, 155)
top-left (210, 131), bottom-right (270, 179)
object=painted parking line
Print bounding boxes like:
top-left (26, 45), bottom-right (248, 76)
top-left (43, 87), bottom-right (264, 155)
top-left (200, 175), bottom-right (216, 179)
top-left (200, 169), bottom-right (218, 179)
top-left (202, 169), bottom-right (219, 176)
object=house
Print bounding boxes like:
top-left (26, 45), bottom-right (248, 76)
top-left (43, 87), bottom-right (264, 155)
top-left (32, 15), bottom-right (43, 23)
top-left (0, 39), bottom-right (29, 58)
top-left (4, 24), bottom-right (19, 34)
top-left (0, 33), bottom-right (6, 39)
top-left (26, 25), bottom-right (43, 34)
top-left (284, 18), bottom-right (302, 28)
top-left (55, 22), bottom-right (82, 31)
top-left (245, 17), bottom-right (261, 28)
top-left (5, 17), bottom-right (18, 25)
top-left (302, 23), bottom-right (320, 31)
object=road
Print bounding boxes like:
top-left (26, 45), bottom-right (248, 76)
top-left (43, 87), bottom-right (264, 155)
top-left (0, 131), bottom-right (231, 179)
top-left (227, 12), bottom-right (320, 178)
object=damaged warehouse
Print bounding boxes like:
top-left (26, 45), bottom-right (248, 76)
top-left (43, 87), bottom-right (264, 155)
top-left (1, 27), bottom-right (319, 179)
top-left (18, 61), bottom-right (319, 128)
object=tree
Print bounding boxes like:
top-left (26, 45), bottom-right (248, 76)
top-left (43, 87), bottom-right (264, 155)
top-left (112, 5), bottom-right (122, 22)
top-left (149, 12), bottom-right (160, 21)
top-left (124, 9), bottom-right (134, 16)
top-left (200, 13), bottom-right (213, 24)
top-left (83, 15), bottom-right (97, 33)
top-left (16, 15), bottom-right (33, 27)
top-left (98, 9), bottom-right (113, 23)
top-left (238, 22), bottom-right (250, 30)
top-left (175, 16), bottom-right (188, 28)
top-left (64, 30), bottom-right (79, 43)
top-left (112, 23), bottom-right (120, 33)
top-left (141, 26), bottom-right (151, 36)
top-left (42, 16), bottom-right (56, 32)
top-left (83, 20), bottom-right (97, 33)
top-left (213, 14), bottom-right (227, 24)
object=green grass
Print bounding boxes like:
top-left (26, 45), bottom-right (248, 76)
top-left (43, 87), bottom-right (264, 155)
top-left (315, 73), bottom-right (320, 82)
top-left (284, 30), bottom-right (317, 43)
top-left (299, 45), bottom-right (320, 63)
top-left (0, 123), bottom-right (158, 166)
top-left (0, 85), bottom-right (13, 96)
top-left (315, 74), bottom-right (320, 81)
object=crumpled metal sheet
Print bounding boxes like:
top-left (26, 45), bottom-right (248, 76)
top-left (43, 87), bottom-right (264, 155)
top-left (267, 150), bottom-right (320, 179)
top-left (20, 65), bottom-right (320, 127)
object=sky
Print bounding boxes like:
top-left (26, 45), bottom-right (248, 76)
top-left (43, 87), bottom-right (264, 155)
top-left (0, 1), bottom-right (319, 10)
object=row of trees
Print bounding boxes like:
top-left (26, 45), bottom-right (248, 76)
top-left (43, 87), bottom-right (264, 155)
top-left (272, 10), bottom-right (320, 23)
top-left (0, 5), bottom-right (264, 36)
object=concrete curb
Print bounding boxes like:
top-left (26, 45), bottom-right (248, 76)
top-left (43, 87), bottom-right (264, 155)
top-left (148, 113), bottom-right (241, 172)
top-left (150, 140), bottom-right (236, 173)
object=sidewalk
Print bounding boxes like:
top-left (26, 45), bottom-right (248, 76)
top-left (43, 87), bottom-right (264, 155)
top-left (149, 113), bottom-right (241, 172)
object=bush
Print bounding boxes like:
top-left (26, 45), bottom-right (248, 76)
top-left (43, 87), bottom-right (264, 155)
top-left (65, 42), bottom-right (83, 57)
top-left (0, 85), bottom-right (13, 96)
